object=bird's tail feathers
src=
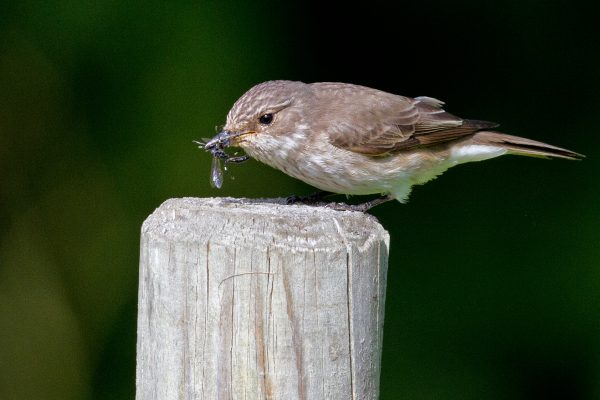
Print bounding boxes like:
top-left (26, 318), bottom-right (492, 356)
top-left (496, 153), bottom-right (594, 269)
top-left (472, 131), bottom-right (584, 160)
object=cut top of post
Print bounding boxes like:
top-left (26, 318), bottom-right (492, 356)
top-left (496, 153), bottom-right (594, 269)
top-left (142, 197), bottom-right (389, 252)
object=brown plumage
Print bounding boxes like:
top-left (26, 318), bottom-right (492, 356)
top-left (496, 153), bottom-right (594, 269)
top-left (206, 80), bottom-right (583, 208)
top-left (310, 82), bottom-right (581, 159)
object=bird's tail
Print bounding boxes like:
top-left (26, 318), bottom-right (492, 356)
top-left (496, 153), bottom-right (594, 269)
top-left (472, 131), bottom-right (585, 160)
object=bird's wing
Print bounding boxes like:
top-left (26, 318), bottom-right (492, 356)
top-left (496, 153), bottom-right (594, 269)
top-left (327, 94), bottom-right (498, 155)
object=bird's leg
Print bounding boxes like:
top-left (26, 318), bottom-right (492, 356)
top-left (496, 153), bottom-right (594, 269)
top-left (286, 191), bottom-right (334, 205)
top-left (326, 194), bottom-right (394, 212)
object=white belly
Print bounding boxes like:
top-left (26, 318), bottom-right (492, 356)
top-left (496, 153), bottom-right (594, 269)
top-left (243, 134), bottom-right (506, 203)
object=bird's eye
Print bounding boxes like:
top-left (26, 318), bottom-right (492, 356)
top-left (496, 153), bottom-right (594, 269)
top-left (258, 113), bottom-right (274, 125)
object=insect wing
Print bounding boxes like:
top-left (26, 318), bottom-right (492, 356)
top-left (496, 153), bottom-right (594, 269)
top-left (210, 156), bottom-right (224, 189)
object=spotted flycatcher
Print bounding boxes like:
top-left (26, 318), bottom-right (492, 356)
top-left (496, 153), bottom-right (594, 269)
top-left (204, 80), bottom-right (583, 210)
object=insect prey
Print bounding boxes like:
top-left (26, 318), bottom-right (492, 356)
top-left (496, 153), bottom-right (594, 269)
top-left (195, 133), bottom-right (249, 189)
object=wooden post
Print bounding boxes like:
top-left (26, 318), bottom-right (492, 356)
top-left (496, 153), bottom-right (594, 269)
top-left (136, 197), bottom-right (390, 400)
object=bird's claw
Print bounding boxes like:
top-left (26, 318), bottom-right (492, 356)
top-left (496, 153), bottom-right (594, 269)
top-left (286, 191), bottom-right (333, 205)
top-left (324, 195), bottom-right (394, 212)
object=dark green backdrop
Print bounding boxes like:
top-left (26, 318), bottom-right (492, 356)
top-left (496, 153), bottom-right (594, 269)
top-left (1, 1), bottom-right (598, 399)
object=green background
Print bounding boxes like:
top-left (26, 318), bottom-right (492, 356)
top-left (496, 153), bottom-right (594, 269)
top-left (1, 1), bottom-right (598, 399)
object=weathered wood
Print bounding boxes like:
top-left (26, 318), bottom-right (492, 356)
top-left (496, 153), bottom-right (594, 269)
top-left (136, 197), bottom-right (390, 400)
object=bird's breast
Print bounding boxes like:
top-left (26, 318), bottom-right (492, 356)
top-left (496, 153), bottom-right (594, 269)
top-left (242, 130), bottom-right (450, 195)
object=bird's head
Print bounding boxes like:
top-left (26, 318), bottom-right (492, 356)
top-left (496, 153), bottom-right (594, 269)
top-left (209, 81), bottom-right (314, 160)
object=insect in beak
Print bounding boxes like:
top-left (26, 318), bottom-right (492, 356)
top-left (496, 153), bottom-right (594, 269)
top-left (195, 131), bottom-right (250, 189)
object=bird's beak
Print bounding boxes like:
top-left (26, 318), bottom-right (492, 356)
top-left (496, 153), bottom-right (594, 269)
top-left (204, 130), bottom-right (252, 151)
top-left (204, 130), bottom-right (234, 151)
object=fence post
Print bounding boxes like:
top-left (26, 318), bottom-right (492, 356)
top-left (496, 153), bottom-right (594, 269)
top-left (136, 197), bottom-right (390, 399)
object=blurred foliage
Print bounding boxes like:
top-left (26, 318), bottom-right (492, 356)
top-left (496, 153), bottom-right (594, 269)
top-left (0, 1), bottom-right (598, 399)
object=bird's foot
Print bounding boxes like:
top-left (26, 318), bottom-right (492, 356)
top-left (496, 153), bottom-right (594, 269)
top-left (324, 194), bottom-right (394, 212)
top-left (286, 191), bottom-right (334, 205)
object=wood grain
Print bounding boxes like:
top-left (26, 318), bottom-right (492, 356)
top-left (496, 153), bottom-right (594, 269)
top-left (136, 197), bottom-right (389, 400)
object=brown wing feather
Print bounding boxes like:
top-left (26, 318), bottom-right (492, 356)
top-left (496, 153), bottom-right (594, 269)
top-left (325, 88), bottom-right (498, 155)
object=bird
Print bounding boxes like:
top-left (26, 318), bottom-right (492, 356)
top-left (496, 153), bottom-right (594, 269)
top-left (205, 80), bottom-right (583, 211)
